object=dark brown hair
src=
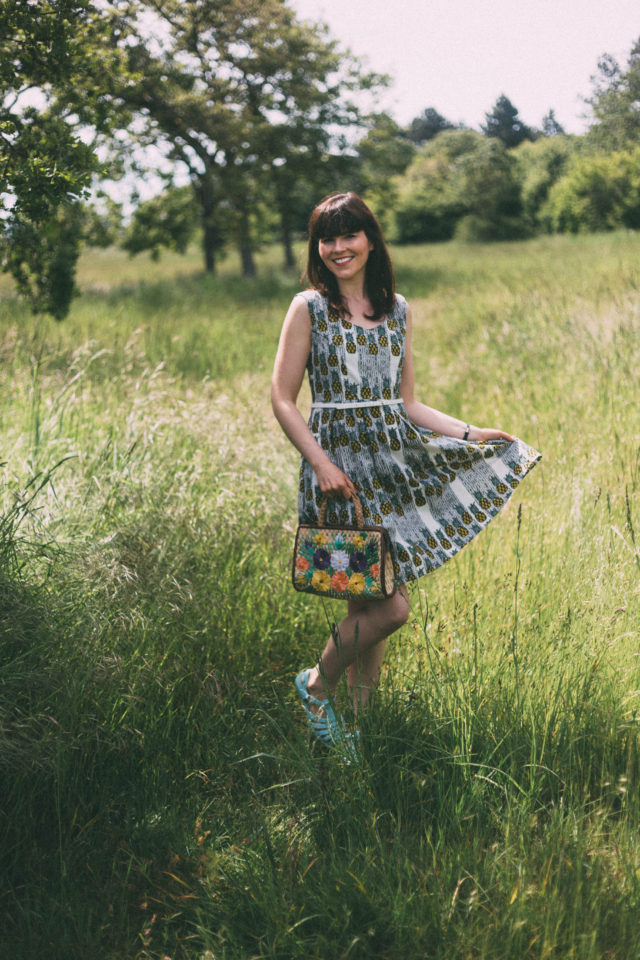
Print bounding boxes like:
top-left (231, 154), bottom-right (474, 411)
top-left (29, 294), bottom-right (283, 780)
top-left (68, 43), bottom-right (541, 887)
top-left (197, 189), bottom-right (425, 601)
top-left (305, 192), bottom-right (395, 321)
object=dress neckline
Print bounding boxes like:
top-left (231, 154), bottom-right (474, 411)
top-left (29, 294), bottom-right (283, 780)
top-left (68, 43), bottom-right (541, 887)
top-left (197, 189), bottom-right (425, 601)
top-left (340, 316), bottom-right (388, 332)
top-left (315, 291), bottom-right (392, 331)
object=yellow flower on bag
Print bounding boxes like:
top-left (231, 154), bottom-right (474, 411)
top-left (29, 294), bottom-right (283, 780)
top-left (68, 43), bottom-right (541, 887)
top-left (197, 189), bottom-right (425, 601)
top-left (348, 573), bottom-right (366, 594)
top-left (314, 532), bottom-right (328, 546)
top-left (351, 535), bottom-right (365, 549)
top-left (311, 570), bottom-right (331, 592)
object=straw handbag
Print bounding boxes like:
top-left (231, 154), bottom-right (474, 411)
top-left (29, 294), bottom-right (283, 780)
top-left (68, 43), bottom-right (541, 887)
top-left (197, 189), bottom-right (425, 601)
top-left (292, 494), bottom-right (396, 600)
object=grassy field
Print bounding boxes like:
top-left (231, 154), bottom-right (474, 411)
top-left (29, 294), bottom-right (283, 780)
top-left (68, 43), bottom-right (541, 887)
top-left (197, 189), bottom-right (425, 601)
top-left (1, 232), bottom-right (640, 959)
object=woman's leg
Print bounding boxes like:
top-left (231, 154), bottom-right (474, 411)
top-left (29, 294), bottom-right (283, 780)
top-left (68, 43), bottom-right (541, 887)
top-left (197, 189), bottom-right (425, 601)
top-left (346, 638), bottom-right (387, 715)
top-left (305, 586), bottom-right (409, 708)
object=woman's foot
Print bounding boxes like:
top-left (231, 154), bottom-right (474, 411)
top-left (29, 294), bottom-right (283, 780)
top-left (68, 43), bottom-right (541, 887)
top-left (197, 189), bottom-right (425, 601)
top-left (294, 669), bottom-right (360, 761)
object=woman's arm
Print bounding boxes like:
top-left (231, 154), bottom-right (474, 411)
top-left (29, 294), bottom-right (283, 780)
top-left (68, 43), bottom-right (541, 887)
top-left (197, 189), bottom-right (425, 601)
top-left (271, 296), bottom-right (356, 499)
top-left (400, 303), bottom-right (515, 442)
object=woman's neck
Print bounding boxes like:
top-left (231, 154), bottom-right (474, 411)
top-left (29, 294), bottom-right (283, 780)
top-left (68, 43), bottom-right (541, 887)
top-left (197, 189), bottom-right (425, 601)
top-left (336, 274), bottom-right (366, 301)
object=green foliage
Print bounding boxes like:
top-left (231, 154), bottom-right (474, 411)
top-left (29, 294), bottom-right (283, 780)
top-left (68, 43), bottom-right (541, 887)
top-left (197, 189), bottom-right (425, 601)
top-left (482, 93), bottom-right (535, 148)
top-left (541, 108), bottom-right (566, 137)
top-left (393, 129), bottom-right (482, 243)
top-left (355, 113), bottom-right (416, 233)
top-left (407, 106), bottom-right (456, 145)
top-left (394, 130), bottom-right (527, 244)
top-left (92, 0), bottom-right (387, 275)
top-left (3, 201), bottom-right (85, 320)
top-left (587, 37), bottom-right (640, 149)
top-left (515, 135), bottom-right (575, 230)
top-left (543, 148), bottom-right (640, 233)
top-left (123, 186), bottom-right (199, 260)
top-left (81, 195), bottom-right (124, 248)
top-left (0, 0), bottom-right (121, 317)
top-left (453, 137), bottom-right (525, 241)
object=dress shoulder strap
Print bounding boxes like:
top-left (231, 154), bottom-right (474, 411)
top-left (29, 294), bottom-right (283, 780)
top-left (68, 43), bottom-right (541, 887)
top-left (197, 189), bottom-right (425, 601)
top-left (392, 292), bottom-right (407, 331)
top-left (295, 289), bottom-right (326, 326)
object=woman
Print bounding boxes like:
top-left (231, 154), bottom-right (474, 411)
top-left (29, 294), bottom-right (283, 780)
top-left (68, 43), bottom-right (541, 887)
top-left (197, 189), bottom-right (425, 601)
top-left (271, 192), bottom-right (540, 752)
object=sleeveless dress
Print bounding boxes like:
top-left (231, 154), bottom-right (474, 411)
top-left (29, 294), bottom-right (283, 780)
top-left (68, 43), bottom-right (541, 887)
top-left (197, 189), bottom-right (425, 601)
top-left (297, 289), bottom-right (541, 585)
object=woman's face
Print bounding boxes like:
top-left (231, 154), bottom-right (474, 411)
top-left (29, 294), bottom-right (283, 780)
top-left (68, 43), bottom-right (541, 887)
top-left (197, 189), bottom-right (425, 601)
top-left (318, 230), bottom-right (373, 282)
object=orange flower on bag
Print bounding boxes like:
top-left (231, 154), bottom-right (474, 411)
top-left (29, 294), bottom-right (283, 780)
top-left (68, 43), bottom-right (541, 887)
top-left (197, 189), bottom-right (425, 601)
top-left (296, 556), bottom-right (310, 572)
top-left (331, 570), bottom-right (349, 592)
top-left (370, 563), bottom-right (380, 580)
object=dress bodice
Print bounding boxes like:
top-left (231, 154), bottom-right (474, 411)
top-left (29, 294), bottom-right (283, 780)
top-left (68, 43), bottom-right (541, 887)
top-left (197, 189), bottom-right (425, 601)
top-left (299, 290), bottom-right (407, 406)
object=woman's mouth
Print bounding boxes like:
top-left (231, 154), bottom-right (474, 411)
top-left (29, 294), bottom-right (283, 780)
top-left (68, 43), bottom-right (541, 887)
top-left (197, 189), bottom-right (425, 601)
top-left (333, 256), bottom-right (354, 265)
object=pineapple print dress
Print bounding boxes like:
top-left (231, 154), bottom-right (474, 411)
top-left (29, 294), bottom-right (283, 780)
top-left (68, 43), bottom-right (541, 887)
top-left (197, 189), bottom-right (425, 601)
top-left (297, 289), bottom-right (541, 585)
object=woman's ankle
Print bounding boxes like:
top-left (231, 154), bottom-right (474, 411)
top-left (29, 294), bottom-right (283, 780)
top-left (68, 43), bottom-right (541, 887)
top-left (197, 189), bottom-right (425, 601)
top-left (307, 666), bottom-right (333, 701)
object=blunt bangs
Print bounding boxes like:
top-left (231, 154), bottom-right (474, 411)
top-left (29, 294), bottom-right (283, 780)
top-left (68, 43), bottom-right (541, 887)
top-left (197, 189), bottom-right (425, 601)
top-left (310, 200), bottom-right (368, 241)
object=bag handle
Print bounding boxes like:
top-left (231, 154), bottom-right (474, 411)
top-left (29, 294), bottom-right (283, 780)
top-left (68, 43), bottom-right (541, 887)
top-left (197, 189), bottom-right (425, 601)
top-left (318, 493), bottom-right (365, 529)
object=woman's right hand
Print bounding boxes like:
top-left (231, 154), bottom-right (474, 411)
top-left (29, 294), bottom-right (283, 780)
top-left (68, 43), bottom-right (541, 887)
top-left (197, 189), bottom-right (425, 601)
top-left (314, 458), bottom-right (356, 500)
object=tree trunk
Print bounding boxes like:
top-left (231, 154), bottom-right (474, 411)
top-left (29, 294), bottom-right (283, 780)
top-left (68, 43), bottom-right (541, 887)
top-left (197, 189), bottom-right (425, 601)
top-left (280, 207), bottom-right (296, 271)
top-left (202, 222), bottom-right (217, 273)
top-left (194, 174), bottom-right (219, 274)
top-left (237, 203), bottom-right (256, 277)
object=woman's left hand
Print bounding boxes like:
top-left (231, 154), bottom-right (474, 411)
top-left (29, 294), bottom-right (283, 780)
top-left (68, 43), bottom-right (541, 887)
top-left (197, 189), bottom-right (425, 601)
top-left (472, 427), bottom-right (515, 442)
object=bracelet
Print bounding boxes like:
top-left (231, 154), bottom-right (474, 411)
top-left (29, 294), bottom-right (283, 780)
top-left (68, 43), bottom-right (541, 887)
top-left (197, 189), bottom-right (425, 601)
top-left (463, 424), bottom-right (471, 441)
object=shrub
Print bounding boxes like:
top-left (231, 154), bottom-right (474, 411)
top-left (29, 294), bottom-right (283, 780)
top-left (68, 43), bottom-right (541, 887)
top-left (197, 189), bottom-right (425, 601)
top-left (393, 130), bottom-right (528, 243)
top-left (515, 136), bottom-right (576, 230)
top-left (542, 148), bottom-right (640, 233)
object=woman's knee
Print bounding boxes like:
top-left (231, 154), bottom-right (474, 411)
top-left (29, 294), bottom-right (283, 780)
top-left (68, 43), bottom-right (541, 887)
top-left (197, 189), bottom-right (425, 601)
top-left (381, 591), bottom-right (410, 634)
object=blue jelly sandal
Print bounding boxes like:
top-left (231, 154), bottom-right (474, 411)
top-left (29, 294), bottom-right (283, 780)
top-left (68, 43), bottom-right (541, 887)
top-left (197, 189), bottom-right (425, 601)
top-left (294, 669), bottom-right (360, 762)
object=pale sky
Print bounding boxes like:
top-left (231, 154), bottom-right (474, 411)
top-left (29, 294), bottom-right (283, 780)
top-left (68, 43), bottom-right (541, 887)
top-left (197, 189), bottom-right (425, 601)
top-left (291, 0), bottom-right (640, 133)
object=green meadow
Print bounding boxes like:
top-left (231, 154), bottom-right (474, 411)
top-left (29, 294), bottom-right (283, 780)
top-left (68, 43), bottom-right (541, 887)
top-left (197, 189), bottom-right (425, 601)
top-left (1, 232), bottom-right (640, 959)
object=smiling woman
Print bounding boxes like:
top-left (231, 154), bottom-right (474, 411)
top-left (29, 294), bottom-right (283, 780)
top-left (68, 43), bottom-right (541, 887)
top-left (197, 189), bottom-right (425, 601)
top-left (306, 192), bottom-right (395, 323)
top-left (271, 191), bottom-right (541, 758)
top-left (318, 230), bottom-right (372, 283)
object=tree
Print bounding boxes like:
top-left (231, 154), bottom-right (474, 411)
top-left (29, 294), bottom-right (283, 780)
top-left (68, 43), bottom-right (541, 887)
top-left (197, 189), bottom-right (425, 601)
top-left (393, 130), bottom-right (482, 243)
top-left (587, 37), bottom-right (640, 149)
top-left (89, 0), bottom-right (384, 276)
top-left (542, 148), bottom-right (640, 233)
top-left (354, 113), bottom-right (415, 232)
top-left (407, 107), bottom-right (456, 145)
top-left (515, 135), bottom-right (574, 230)
top-left (541, 109), bottom-right (565, 137)
top-left (482, 94), bottom-right (534, 148)
top-left (453, 138), bottom-right (525, 241)
top-left (122, 187), bottom-right (199, 260)
top-left (0, 0), bottom-right (101, 317)
top-left (82, 195), bottom-right (124, 248)
top-left (393, 129), bottom-right (528, 244)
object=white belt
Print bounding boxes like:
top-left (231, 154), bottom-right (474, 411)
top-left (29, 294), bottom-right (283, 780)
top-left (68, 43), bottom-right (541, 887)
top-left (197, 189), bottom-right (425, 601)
top-left (311, 398), bottom-right (402, 410)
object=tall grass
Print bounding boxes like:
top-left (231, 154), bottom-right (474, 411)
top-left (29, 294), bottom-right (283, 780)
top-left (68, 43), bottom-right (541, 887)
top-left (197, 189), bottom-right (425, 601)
top-left (1, 232), bottom-right (640, 958)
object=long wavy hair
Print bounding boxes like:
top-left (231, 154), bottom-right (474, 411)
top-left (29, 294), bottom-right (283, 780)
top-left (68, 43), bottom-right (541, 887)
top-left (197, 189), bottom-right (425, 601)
top-left (305, 192), bottom-right (395, 321)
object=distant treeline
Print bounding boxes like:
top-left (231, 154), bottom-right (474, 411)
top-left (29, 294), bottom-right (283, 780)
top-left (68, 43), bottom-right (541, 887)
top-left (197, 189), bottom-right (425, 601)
top-left (2, 2), bottom-right (640, 318)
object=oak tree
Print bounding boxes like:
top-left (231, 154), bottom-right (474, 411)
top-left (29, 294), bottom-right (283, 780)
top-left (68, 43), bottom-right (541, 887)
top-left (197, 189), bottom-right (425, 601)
top-left (95, 0), bottom-right (384, 275)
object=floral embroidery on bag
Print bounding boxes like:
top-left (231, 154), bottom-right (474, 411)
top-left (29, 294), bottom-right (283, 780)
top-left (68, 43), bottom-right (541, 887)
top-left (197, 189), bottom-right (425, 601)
top-left (294, 529), bottom-right (385, 599)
